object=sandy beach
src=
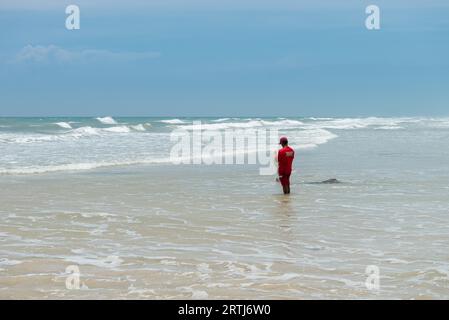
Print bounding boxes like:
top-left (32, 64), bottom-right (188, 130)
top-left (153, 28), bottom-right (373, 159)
top-left (1, 117), bottom-right (449, 299)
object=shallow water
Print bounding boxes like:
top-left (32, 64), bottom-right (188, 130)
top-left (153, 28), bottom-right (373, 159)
top-left (1, 117), bottom-right (449, 299)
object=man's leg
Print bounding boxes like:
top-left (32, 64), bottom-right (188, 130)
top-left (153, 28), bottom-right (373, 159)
top-left (280, 175), bottom-right (290, 194)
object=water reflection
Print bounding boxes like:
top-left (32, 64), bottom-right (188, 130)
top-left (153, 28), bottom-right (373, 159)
top-left (271, 194), bottom-right (298, 259)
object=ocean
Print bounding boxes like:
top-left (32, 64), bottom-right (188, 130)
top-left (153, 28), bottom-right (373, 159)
top-left (1, 116), bottom-right (449, 299)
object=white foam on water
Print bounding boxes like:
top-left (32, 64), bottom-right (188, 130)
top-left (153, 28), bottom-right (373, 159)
top-left (127, 286), bottom-right (157, 298)
top-left (79, 212), bottom-right (117, 218)
top-left (70, 126), bottom-right (101, 137)
top-left (103, 126), bottom-right (131, 133)
top-left (0, 158), bottom-right (170, 175)
top-left (65, 255), bottom-right (123, 269)
top-left (0, 125), bottom-right (337, 175)
top-left (304, 117), bottom-right (422, 130)
top-left (160, 260), bottom-right (177, 266)
top-left (0, 124), bottom-right (144, 144)
top-left (191, 290), bottom-right (209, 299)
top-left (160, 119), bottom-right (186, 124)
top-left (0, 134), bottom-right (61, 144)
top-left (131, 124), bottom-right (146, 131)
top-left (0, 258), bottom-right (23, 266)
top-left (308, 117), bottom-right (335, 121)
top-left (261, 119), bottom-right (304, 126)
top-left (178, 118), bottom-right (304, 130)
top-left (169, 127), bottom-right (337, 166)
top-left (71, 125), bottom-right (145, 136)
top-left (197, 263), bottom-right (211, 273)
top-left (176, 120), bottom-right (262, 131)
top-left (384, 258), bottom-right (410, 264)
top-left (268, 273), bottom-right (301, 281)
top-left (96, 116), bottom-right (118, 125)
top-left (289, 129), bottom-right (338, 150)
top-left (0, 126), bottom-right (103, 143)
top-left (0, 162), bottom-right (117, 175)
top-left (8, 117), bottom-right (442, 176)
top-left (54, 122), bottom-right (72, 129)
top-left (426, 119), bottom-right (449, 128)
top-left (176, 119), bottom-right (305, 131)
top-left (212, 118), bottom-right (231, 122)
top-left (374, 126), bottom-right (403, 130)
top-left (177, 286), bottom-right (209, 299)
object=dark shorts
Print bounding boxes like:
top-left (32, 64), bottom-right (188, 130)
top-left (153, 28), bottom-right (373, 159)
top-left (279, 174), bottom-right (291, 187)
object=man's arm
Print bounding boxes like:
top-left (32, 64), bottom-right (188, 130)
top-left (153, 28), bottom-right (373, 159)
top-left (277, 150), bottom-right (284, 176)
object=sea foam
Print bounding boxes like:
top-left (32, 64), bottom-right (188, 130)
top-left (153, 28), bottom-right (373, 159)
top-left (131, 124), bottom-right (147, 131)
top-left (103, 126), bottom-right (131, 133)
top-left (54, 122), bottom-right (72, 129)
top-left (160, 119), bottom-right (186, 124)
top-left (176, 119), bottom-right (303, 131)
top-left (96, 116), bottom-right (118, 125)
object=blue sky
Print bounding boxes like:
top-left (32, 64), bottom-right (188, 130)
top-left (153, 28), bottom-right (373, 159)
top-left (0, 0), bottom-right (448, 117)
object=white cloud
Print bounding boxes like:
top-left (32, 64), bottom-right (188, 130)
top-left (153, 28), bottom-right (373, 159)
top-left (12, 45), bottom-right (160, 64)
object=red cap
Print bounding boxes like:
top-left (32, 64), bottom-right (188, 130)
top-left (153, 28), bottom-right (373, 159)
top-left (279, 136), bottom-right (288, 144)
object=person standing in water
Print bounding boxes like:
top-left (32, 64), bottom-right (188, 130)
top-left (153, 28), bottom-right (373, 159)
top-left (277, 137), bottom-right (295, 194)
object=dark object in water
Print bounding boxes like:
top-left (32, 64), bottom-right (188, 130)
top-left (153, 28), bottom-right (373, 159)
top-left (307, 178), bottom-right (342, 185)
top-left (320, 178), bottom-right (341, 184)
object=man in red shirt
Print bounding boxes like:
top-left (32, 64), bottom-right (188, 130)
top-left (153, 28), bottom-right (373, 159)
top-left (277, 136), bottom-right (295, 194)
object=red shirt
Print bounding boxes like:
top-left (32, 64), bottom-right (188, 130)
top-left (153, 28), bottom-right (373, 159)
top-left (278, 146), bottom-right (295, 175)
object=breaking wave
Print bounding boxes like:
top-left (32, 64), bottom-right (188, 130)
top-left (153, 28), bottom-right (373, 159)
top-left (54, 122), bottom-right (72, 129)
top-left (176, 119), bottom-right (304, 131)
top-left (3, 116), bottom-right (447, 175)
top-left (160, 119), bottom-right (186, 124)
top-left (0, 125), bottom-right (148, 144)
top-left (0, 159), bottom-right (169, 175)
top-left (96, 116), bottom-right (118, 125)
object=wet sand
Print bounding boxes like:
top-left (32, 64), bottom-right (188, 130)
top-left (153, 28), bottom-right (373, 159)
top-left (1, 160), bottom-right (449, 299)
